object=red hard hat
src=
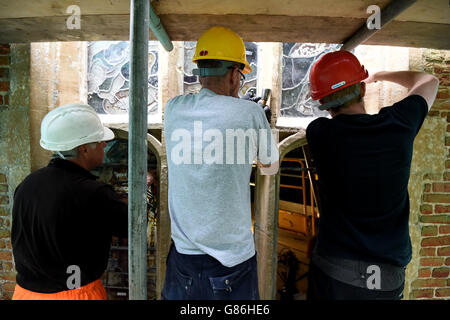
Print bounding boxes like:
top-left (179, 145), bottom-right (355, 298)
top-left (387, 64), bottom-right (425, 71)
top-left (309, 50), bottom-right (368, 101)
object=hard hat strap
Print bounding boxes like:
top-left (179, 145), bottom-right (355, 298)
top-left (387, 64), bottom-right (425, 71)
top-left (318, 86), bottom-right (361, 111)
top-left (192, 60), bottom-right (237, 77)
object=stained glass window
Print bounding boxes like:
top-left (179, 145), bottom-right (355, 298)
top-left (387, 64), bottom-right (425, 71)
top-left (281, 43), bottom-right (341, 118)
top-left (87, 41), bottom-right (160, 122)
top-left (183, 41), bottom-right (258, 98)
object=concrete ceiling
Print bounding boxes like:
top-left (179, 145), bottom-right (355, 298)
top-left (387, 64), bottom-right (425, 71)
top-left (0, 0), bottom-right (449, 49)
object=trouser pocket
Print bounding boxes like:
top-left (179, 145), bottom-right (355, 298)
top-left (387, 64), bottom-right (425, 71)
top-left (161, 245), bottom-right (194, 300)
top-left (208, 256), bottom-right (259, 300)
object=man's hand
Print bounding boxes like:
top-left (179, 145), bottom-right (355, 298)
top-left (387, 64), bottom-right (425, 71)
top-left (258, 161), bottom-right (279, 175)
top-left (242, 90), bottom-right (262, 103)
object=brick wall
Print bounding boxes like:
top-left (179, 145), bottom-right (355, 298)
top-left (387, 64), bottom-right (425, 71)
top-left (0, 44), bottom-right (9, 110)
top-left (410, 49), bottom-right (450, 300)
top-left (0, 44), bottom-right (15, 299)
top-left (0, 171), bottom-right (14, 300)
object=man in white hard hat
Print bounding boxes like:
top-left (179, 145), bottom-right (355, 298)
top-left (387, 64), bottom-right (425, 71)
top-left (11, 103), bottom-right (128, 300)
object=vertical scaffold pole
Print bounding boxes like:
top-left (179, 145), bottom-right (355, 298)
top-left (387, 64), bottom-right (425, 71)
top-left (128, 0), bottom-right (149, 300)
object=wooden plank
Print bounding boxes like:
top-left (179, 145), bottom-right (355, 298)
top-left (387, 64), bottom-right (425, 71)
top-left (1, 0), bottom-right (448, 25)
top-left (0, 14), bottom-right (448, 50)
top-left (367, 20), bottom-right (450, 49)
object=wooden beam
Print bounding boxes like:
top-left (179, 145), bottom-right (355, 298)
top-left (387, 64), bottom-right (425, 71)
top-left (0, 14), bottom-right (448, 50)
top-left (2, 0), bottom-right (448, 25)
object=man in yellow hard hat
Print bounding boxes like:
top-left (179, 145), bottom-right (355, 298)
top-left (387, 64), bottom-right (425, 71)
top-left (11, 104), bottom-right (128, 300)
top-left (162, 26), bottom-right (279, 299)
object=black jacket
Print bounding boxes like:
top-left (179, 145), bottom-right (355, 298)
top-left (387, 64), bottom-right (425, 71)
top-left (11, 158), bottom-right (127, 293)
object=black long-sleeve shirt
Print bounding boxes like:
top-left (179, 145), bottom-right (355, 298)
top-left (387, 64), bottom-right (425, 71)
top-left (11, 158), bottom-right (128, 293)
top-left (306, 95), bottom-right (428, 267)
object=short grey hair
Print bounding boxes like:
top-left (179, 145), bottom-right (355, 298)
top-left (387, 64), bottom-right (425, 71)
top-left (53, 142), bottom-right (99, 160)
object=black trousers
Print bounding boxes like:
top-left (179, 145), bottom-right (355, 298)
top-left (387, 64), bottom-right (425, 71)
top-left (307, 261), bottom-right (404, 300)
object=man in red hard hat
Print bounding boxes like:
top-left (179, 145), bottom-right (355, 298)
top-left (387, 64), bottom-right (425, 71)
top-left (306, 50), bottom-right (439, 300)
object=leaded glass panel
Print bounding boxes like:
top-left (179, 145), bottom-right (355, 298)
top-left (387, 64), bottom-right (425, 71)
top-left (281, 43), bottom-right (341, 118)
top-left (87, 41), bottom-right (160, 118)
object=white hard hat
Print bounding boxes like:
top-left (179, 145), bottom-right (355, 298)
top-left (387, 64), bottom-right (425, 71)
top-left (40, 103), bottom-right (115, 152)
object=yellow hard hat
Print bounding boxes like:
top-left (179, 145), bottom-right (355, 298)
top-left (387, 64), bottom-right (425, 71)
top-left (192, 26), bottom-right (252, 74)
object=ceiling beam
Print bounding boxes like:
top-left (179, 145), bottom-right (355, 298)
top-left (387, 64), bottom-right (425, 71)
top-left (0, 13), bottom-right (448, 50)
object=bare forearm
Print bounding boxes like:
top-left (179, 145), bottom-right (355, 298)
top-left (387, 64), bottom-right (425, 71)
top-left (367, 71), bottom-right (439, 109)
top-left (369, 71), bottom-right (436, 89)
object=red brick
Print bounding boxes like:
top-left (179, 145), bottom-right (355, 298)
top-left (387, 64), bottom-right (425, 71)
top-left (431, 267), bottom-right (449, 278)
top-left (437, 246), bottom-right (450, 256)
top-left (0, 56), bottom-right (9, 66)
top-left (437, 89), bottom-right (450, 99)
top-left (423, 183), bottom-right (431, 193)
top-left (0, 229), bottom-right (10, 238)
top-left (428, 110), bottom-right (440, 117)
top-left (411, 278), bottom-right (447, 288)
top-left (439, 225), bottom-right (450, 234)
top-left (0, 251), bottom-right (12, 260)
top-left (418, 268), bottom-right (431, 278)
top-left (0, 272), bottom-right (16, 281)
top-left (420, 204), bottom-right (433, 215)
top-left (410, 289), bottom-right (434, 299)
top-left (420, 257), bottom-right (445, 267)
top-left (421, 226), bottom-right (438, 236)
top-left (0, 68), bottom-right (8, 79)
top-left (420, 215), bottom-right (450, 224)
top-left (3, 94), bottom-right (8, 105)
top-left (0, 95), bottom-right (2, 105)
top-left (435, 288), bottom-right (450, 298)
top-left (0, 44), bottom-right (10, 55)
top-left (435, 205), bottom-right (450, 213)
top-left (432, 182), bottom-right (450, 193)
top-left (1, 290), bottom-right (13, 300)
top-left (423, 193), bottom-right (450, 203)
top-left (421, 236), bottom-right (450, 247)
top-left (1, 281), bottom-right (16, 292)
top-left (0, 81), bottom-right (9, 92)
top-left (420, 248), bottom-right (436, 256)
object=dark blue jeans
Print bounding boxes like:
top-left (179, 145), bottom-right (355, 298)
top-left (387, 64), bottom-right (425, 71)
top-left (161, 243), bottom-right (260, 300)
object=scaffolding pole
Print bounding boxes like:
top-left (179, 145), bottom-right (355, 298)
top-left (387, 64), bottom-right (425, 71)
top-left (128, 0), bottom-right (149, 300)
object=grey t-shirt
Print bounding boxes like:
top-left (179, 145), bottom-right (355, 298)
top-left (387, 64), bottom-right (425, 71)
top-left (164, 88), bottom-right (279, 267)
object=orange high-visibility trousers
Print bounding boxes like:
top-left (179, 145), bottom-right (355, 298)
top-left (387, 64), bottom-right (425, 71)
top-left (12, 279), bottom-right (107, 300)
